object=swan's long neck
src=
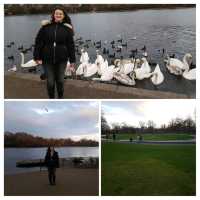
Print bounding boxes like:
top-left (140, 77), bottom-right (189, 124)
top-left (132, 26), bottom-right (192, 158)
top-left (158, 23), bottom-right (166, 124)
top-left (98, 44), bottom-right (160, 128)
top-left (20, 53), bottom-right (25, 65)
top-left (183, 56), bottom-right (190, 71)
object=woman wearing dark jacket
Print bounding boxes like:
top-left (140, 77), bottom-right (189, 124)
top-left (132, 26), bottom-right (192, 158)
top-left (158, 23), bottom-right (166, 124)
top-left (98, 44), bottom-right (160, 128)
top-left (34, 7), bottom-right (76, 98)
top-left (45, 146), bottom-right (59, 185)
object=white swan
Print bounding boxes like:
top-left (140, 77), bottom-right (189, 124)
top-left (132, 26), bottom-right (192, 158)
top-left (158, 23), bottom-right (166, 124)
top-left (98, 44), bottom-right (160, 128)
top-left (134, 57), bottom-right (152, 80)
top-left (83, 63), bottom-right (98, 78)
top-left (80, 49), bottom-right (89, 63)
top-left (76, 63), bottom-right (84, 76)
top-left (8, 65), bottom-right (17, 72)
top-left (165, 53), bottom-right (192, 75)
top-left (95, 54), bottom-right (105, 65)
top-left (118, 62), bottom-right (134, 75)
top-left (92, 65), bottom-right (119, 82)
top-left (114, 72), bottom-right (136, 86)
top-left (117, 59), bottom-right (141, 75)
top-left (150, 64), bottom-right (164, 85)
top-left (114, 58), bottom-right (135, 66)
top-left (182, 68), bottom-right (196, 80)
top-left (20, 53), bottom-right (38, 68)
top-left (96, 57), bottom-right (108, 76)
top-left (76, 49), bottom-right (90, 76)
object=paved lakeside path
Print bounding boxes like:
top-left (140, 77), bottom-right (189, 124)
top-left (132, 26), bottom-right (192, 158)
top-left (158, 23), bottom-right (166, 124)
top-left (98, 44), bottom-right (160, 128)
top-left (5, 168), bottom-right (99, 196)
top-left (5, 72), bottom-right (189, 99)
top-left (102, 139), bottom-right (196, 145)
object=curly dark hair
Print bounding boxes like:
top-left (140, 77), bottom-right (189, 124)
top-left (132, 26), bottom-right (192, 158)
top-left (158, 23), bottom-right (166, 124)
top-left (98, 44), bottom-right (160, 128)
top-left (51, 7), bottom-right (74, 34)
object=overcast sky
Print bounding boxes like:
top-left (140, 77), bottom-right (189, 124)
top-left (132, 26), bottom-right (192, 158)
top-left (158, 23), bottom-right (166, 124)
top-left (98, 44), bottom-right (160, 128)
top-left (102, 100), bottom-right (195, 128)
top-left (5, 101), bottom-right (99, 141)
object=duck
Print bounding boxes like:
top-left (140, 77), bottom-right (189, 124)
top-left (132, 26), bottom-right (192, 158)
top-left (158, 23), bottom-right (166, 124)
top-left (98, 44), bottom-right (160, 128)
top-left (20, 52), bottom-right (38, 68)
top-left (108, 52), bottom-right (115, 58)
top-left (165, 53), bottom-right (192, 75)
top-left (7, 55), bottom-right (14, 60)
top-left (150, 64), bottom-right (164, 85)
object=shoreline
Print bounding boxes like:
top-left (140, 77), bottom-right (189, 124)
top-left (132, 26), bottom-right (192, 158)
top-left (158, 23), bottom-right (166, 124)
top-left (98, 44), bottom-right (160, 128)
top-left (5, 4), bottom-right (195, 16)
top-left (5, 168), bottom-right (99, 196)
top-left (4, 72), bottom-right (190, 99)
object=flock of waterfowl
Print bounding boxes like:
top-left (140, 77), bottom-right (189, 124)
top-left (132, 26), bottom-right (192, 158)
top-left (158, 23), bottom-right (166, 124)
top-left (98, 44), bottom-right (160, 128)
top-left (6, 36), bottom-right (196, 87)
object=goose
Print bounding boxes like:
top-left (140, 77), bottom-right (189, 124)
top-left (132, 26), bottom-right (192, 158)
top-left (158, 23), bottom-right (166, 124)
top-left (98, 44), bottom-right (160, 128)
top-left (8, 65), bottom-right (17, 72)
top-left (165, 53), bottom-right (192, 75)
top-left (20, 52), bottom-right (38, 68)
top-left (114, 72), bottom-right (136, 86)
top-left (150, 64), bottom-right (164, 85)
top-left (134, 57), bottom-right (152, 80)
top-left (182, 68), bottom-right (196, 80)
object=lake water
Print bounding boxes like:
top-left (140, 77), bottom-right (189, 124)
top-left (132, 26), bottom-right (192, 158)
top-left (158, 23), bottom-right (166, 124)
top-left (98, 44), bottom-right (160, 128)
top-left (4, 147), bottom-right (99, 174)
top-left (4, 8), bottom-right (196, 96)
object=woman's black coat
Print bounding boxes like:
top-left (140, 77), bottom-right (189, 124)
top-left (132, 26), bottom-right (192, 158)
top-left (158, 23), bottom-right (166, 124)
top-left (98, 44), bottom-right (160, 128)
top-left (45, 150), bottom-right (60, 168)
top-left (33, 21), bottom-right (76, 64)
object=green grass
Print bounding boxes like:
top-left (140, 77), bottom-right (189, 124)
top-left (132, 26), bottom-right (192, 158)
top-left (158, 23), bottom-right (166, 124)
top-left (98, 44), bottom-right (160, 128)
top-left (102, 142), bottom-right (196, 196)
top-left (107, 133), bottom-right (194, 141)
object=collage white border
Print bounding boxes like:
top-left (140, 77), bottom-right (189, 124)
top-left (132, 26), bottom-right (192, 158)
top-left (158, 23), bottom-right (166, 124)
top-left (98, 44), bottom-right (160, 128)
top-left (0, 0), bottom-right (199, 199)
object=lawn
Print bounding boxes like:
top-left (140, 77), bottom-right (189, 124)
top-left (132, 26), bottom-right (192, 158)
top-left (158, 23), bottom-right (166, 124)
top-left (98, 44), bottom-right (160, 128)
top-left (105, 133), bottom-right (194, 141)
top-left (101, 142), bottom-right (196, 196)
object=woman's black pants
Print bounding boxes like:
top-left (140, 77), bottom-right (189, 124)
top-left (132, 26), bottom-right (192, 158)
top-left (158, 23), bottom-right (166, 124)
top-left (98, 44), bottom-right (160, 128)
top-left (48, 167), bottom-right (56, 185)
top-left (44, 62), bottom-right (66, 99)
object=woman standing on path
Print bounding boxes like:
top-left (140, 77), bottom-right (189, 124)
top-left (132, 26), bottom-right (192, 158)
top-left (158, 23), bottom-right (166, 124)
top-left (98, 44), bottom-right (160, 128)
top-left (34, 7), bottom-right (76, 98)
top-left (45, 146), bottom-right (59, 185)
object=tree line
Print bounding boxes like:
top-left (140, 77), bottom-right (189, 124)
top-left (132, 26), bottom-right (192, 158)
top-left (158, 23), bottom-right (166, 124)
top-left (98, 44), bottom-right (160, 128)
top-left (101, 115), bottom-right (196, 136)
top-left (4, 132), bottom-right (98, 147)
top-left (4, 4), bottom-right (195, 15)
